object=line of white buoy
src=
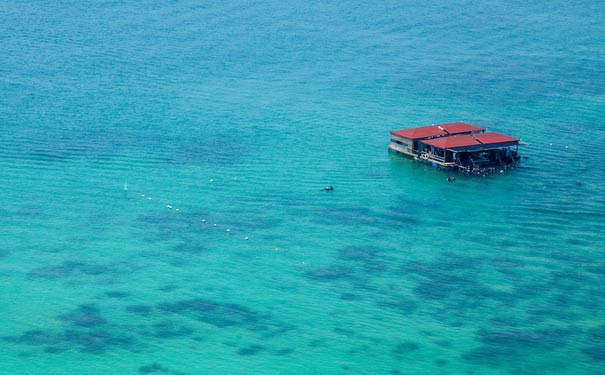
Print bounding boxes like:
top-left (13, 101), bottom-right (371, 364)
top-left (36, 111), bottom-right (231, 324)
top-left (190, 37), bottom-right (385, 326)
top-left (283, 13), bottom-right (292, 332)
top-left (130, 178), bottom-right (258, 242)
top-left (200, 218), bottom-right (251, 240)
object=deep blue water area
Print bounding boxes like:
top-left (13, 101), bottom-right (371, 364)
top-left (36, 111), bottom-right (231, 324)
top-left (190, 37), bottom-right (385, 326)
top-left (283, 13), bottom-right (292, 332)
top-left (1, 1), bottom-right (604, 374)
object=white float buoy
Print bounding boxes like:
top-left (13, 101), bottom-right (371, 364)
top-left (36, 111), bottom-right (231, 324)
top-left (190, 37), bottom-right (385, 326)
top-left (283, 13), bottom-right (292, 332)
top-left (210, 179), bottom-right (214, 182)
top-left (175, 208), bottom-right (180, 212)
top-left (226, 229), bottom-right (230, 233)
top-left (202, 219), bottom-right (207, 223)
top-left (141, 194), bottom-right (145, 197)
top-left (148, 197), bottom-right (152, 200)
top-left (244, 236), bottom-right (249, 240)
top-left (213, 224), bottom-right (218, 227)
top-left (166, 205), bottom-right (173, 209)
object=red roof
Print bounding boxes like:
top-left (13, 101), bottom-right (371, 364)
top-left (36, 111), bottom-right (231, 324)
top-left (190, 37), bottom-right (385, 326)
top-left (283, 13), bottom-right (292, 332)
top-left (392, 125), bottom-right (445, 139)
top-left (440, 122), bottom-right (485, 134)
top-left (422, 135), bottom-right (480, 149)
top-left (391, 122), bottom-right (485, 140)
top-left (422, 132), bottom-right (520, 150)
top-left (474, 132), bottom-right (519, 144)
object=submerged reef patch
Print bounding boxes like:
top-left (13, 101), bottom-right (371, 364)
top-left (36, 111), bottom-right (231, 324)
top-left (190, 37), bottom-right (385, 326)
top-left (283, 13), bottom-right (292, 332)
top-left (273, 348), bottom-right (294, 356)
top-left (378, 297), bottom-right (418, 314)
top-left (338, 246), bottom-right (381, 262)
top-left (170, 241), bottom-right (209, 254)
top-left (58, 304), bottom-right (107, 328)
top-left (151, 320), bottom-right (194, 339)
top-left (138, 363), bottom-right (188, 375)
top-left (333, 327), bottom-right (356, 337)
top-left (159, 131), bottom-right (249, 167)
top-left (135, 212), bottom-right (203, 245)
top-left (126, 304), bottom-right (154, 316)
top-left (393, 341), bottom-right (419, 356)
top-left (583, 326), bottom-right (605, 361)
top-left (139, 363), bottom-right (163, 373)
top-left (155, 297), bottom-right (293, 337)
top-left (4, 330), bottom-right (62, 346)
top-left (4, 304), bottom-right (135, 354)
top-left (157, 298), bottom-right (263, 328)
top-left (4, 328), bottom-right (135, 355)
top-left (62, 329), bottom-right (135, 354)
top-left (398, 253), bottom-right (514, 323)
top-left (305, 266), bottom-right (354, 282)
top-left (309, 205), bottom-right (417, 229)
top-left (237, 344), bottom-right (265, 356)
top-left (463, 327), bottom-right (577, 365)
top-left (28, 261), bottom-right (111, 279)
top-left (478, 328), bottom-right (569, 349)
top-left (340, 293), bottom-right (362, 301)
top-left (105, 291), bottom-right (131, 299)
top-left (338, 246), bottom-right (390, 274)
top-left (304, 246), bottom-right (395, 301)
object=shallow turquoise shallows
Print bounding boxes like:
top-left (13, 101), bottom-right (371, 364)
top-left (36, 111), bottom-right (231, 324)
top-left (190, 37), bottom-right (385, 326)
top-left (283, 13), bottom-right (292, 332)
top-left (1, 1), bottom-right (604, 374)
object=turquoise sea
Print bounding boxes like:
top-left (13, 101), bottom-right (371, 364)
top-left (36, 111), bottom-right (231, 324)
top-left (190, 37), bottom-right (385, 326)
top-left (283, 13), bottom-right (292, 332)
top-left (1, 1), bottom-right (604, 374)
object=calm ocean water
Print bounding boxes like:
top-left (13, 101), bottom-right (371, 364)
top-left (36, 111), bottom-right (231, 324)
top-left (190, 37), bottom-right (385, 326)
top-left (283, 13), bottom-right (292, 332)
top-left (1, 1), bottom-right (604, 374)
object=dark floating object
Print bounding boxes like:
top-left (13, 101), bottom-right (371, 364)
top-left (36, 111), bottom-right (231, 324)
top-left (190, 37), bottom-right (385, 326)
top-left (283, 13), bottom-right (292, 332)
top-left (447, 177), bottom-right (456, 182)
top-left (389, 122), bottom-right (523, 175)
top-left (324, 186), bottom-right (334, 191)
top-left (576, 180), bottom-right (582, 186)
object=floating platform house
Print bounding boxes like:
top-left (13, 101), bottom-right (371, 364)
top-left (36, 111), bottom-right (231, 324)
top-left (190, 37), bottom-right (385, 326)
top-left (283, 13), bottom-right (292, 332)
top-left (389, 122), bottom-right (521, 174)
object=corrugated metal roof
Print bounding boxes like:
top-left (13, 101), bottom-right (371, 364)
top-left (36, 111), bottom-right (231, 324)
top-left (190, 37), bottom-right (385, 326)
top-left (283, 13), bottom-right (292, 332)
top-left (391, 122), bottom-right (485, 140)
top-left (421, 132), bottom-right (520, 150)
top-left (474, 132), bottom-right (519, 144)
top-left (440, 122), bottom-right (485, 134)
top-left (392, 126), bottom-right (445, 139)
top-left (422, 135), bottom-right (480, 148)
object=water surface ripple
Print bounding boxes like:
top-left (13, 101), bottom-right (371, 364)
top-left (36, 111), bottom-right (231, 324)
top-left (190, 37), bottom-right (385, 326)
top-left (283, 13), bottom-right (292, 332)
top-left (1, 1), bottom-right (604, 374)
